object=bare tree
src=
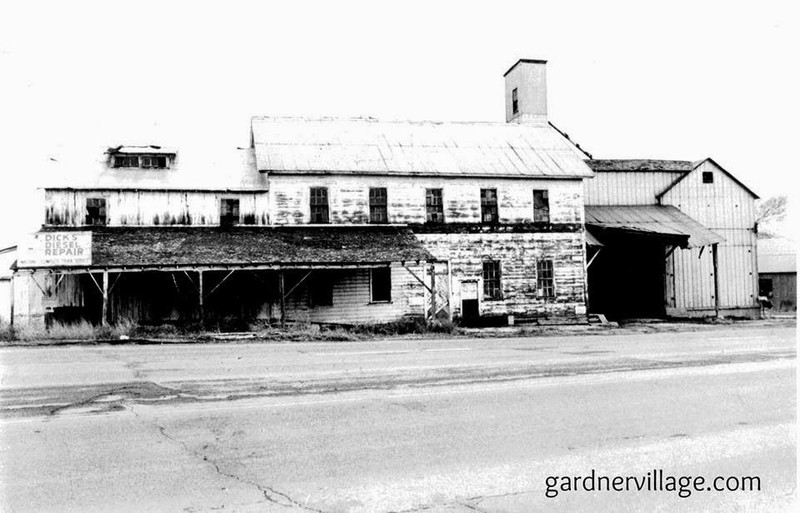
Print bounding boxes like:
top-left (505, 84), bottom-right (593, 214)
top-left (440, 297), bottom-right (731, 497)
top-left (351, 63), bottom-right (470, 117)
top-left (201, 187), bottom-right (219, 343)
top-left (756, 195), bottom-right (788, 238)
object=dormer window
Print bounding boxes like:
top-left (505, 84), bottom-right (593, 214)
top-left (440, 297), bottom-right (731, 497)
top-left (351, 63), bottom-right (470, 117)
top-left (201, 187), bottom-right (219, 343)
top-left (110, 146), bottom-right (174, 169)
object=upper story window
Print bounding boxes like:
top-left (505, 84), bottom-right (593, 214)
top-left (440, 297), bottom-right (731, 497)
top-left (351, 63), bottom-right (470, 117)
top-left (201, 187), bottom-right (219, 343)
top-left (310, 187), bottom-right (330, 223)
top-left (512, 88), bottom-right (519, 115)
top-left (113, 154), bottom-right (169, 169)
top-left (483, 260), bottom-right (502, 300)
top-left (702, 171), bottom-right (714, 184)
top-left (480, 188), bottom-right (499, 223)
top-left (86, 198), bottom-right (107, 226)
top-left (220, 198), bottom-right (240, 227)
top-left (426, 188), bottom-right (444, 223)
top-left (537, 259), bottom-right (555, 298)
top-left (369, 187), bottom-right (388, 224)
top-left (533, 189), bottom-right (550, 223)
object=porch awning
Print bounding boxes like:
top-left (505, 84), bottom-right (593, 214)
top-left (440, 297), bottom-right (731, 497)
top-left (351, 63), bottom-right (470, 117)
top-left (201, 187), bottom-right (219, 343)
top-left (17, 226), bottom-right (434, 272)
top-left (585, 205), bottom-right (725, 249)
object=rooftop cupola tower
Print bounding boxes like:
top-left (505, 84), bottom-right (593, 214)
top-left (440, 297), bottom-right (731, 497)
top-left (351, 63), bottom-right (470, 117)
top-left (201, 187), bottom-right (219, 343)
top-left (504, 58), bottom-right (548, 124)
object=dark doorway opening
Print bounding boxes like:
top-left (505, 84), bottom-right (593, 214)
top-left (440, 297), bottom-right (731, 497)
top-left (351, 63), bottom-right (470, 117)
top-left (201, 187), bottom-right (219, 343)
top-left (587, 241), bottom-right (669, 320)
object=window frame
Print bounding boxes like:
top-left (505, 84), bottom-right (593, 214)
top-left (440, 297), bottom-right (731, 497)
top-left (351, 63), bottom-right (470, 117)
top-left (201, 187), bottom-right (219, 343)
top-left (702, 171), bottom-right (714, 184)
top-left (536, 259), bottom-right (555, 299)
top-left (482, 260), bottom-right (502, 300)
top-left (370, 267), bottom-right (392, 303)
top-left (533, 189), bottom-right (550, 223)
top-left (480, 188), bottom-right (499, 224)
top-left (425, 188), bottom-right (445, 224)
top-left (512, 88), bottom-right (519, 115)
top-left (310, 187), bottom-right (330, 224)
top-left (219, 198), bottom-right (240, 227)
top-left (85, 197), bottom-right (107, 226)
top-left (369, 187), bottom-right (388, 224)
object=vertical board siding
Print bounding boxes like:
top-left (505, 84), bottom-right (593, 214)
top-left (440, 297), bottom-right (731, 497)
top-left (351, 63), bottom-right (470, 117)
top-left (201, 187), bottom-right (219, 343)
top-left (45, 190), bottom-right (270, 226)
top-left (584, 171), bottom-right (685, 206)
top-left (662, 160), bottom-right (758, 311)
top-left (269, 175), bottom-right (584, 225)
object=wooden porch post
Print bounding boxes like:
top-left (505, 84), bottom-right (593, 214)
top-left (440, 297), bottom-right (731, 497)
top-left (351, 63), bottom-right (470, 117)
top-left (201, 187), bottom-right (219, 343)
top-left (712, 243), bottom-right (720, 318)
top-left (101, 270), bottom-right (109, 326)
top-left (198, 271), bottom-right (205, 324)
top-left (429, 263), bottom-right (436, 322)
top-left (279, 271), bottom-right (286, 328)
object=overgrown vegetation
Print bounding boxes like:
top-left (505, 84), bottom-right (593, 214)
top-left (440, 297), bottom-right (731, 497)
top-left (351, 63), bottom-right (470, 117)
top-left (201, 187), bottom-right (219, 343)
top-left (0, 316), bottom-right (460, 344)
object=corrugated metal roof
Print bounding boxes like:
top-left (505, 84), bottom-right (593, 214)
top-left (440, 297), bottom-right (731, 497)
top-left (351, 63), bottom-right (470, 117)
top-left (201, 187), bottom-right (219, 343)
top-left (112, 146), bottom-right (177, 155)
top-left (45, 147), bottom-right (265, 191)
top-left (758, 238), bottom-right (796, 273)
top-left (585, 205), bottom-right (725, 248)
top-left (251, 117), bottom-right (594, 179)
top-left (587, 159), bottom-right (694, 172)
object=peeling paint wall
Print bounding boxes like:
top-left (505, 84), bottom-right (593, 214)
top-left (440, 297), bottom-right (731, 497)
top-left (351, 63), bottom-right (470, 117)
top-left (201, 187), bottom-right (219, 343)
top-left (268, 175), bottom-right (585, 225)
top-left (417, 232), bottom-right (586, 318)
top-left (44, 190), bottom-right (270, 227)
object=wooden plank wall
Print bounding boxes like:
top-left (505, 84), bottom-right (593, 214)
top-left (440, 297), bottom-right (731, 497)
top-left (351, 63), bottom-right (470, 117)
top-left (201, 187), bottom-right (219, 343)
top-left (662, 160), bottom-right (759, 315)
top-left (418, 232), bottom-right (586, 318)
top-left (584, 171), bottom-right (685, 206)
top-left (45, 190), bottom-right (270, 226)
top-left (269, 175), bottom-right (585, 225)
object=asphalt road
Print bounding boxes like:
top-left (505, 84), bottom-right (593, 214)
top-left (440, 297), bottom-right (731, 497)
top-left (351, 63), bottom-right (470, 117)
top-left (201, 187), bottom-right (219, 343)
top-left (0, 324), bottom-right (796, 512)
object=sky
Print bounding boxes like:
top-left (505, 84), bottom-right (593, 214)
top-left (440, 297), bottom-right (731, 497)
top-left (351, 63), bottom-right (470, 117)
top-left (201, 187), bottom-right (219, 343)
top-left (1, 0), bottom-right (798, 247)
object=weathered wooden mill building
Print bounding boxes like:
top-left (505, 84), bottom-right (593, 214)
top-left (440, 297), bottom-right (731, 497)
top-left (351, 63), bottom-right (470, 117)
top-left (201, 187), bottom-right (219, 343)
top-left (11, 59), bottom-right (594, 328)
top-left (583, 158), bottom-right (760, 319)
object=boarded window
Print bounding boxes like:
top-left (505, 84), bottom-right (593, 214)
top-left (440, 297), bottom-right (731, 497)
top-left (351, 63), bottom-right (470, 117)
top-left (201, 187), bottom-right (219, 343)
top-left (220, 199), bottom-right (240, 226)
top-left (85, 198), bottom-right (107, 226)
top-left (702, 171), bottom-right (714, 184)
top-left (480, 188), bottom-right (499, 223)
top-left (140, 155), bottom-right (168, 169)
top-left (371, 267), bottom-right (391, 302)
top-left (533, 189), bottom-right (550, 223)
top-left (512, 88), bottom-right (519, 115)
top-left (309, 274), bottom-right (334, 307)
top-left (537, 259), bottom-right (555, 298)
top-left (369, 187), bottom-right (388, 224)
top-left (482, 260), bottom-right (502, 300)
top-left (310, 187), bottom-right (330, 224)
top-left (113, 156), bottom-right (139, 168)
top-left (426, 188), bottom-right (444, 223)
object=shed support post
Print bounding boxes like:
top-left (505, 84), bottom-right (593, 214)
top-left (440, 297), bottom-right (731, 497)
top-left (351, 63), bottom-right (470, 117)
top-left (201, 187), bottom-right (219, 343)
top-left (429, 263), bottom-right (436, 322)
top-left (279, 271), bottom-right (286, 329)
top-left (101, 271), bottom-right (109, 326)
top-left (712, 243), bottom-right (720, 318)
top-left (198, 271), bottom-right (205, 324)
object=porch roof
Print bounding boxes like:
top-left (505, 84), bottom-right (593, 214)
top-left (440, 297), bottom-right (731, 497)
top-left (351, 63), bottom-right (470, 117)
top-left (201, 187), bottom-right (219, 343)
top-left (19, 226), bottom-right (434, 271)
top-left (585, 205), bottom-right (725, 249)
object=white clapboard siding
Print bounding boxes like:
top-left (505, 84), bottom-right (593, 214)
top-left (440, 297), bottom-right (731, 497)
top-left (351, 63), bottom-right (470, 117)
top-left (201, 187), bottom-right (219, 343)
top-left (584, 171), bottom-right (686, 206)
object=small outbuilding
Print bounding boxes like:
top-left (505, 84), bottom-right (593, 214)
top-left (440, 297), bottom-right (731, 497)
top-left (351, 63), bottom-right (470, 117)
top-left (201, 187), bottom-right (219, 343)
top-left (758, 238), bottom-right (796, 312)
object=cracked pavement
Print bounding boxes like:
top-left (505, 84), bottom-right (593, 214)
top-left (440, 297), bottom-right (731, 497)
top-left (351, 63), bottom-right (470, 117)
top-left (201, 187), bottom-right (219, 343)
top-left (0, 324), bottom-right (796, 511)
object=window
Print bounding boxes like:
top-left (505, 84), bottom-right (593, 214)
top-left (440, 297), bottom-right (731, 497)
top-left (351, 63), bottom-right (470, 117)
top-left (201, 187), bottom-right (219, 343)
top-left (113, 155), bottom-right (139, 168)
top-left (309, 274), bottom-right (334, 307)
top-left (482, 260), bottom-right (502, 300)
top-left (220, 198), bottom-right (240, 226)
top-left (310, 187), bottom-right (329, 223)
top-left (425, 188), bottom-right (444, 223)
top-left (537, 259), bottom-right (555, 298)
top-left (533, 189), bottom-right (550, 223)
top-left (369, 187), bottom-right (388, 224)
top-left (702, 171), bottom-right (714, 184)
top-left (480, 188), bottom-right (499, 223)
top-left (371, 267), bottom-right (391, 302)
top-left (512, 88), bottom-right (519, 115)
top-left (113, 155), bottom-right (168, 168)
top-left (85, 198), bottom-right (107, 226)
top-left (140, 155), bottom-right (168, 169)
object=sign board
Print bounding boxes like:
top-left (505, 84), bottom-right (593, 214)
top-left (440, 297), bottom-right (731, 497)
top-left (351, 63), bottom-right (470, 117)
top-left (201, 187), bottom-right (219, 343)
top-left (17, 232), bottom-right (92, 268)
